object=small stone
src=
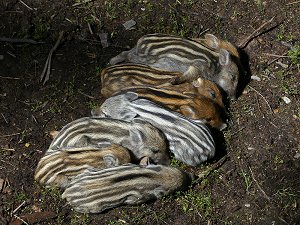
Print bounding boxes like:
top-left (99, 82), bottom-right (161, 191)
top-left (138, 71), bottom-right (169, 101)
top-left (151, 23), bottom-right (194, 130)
top-left (273, 108), bottom-right (280, 114)
top-left (99, 33), bottom-right (109, 48)
top-left (294, 152), bottom-right (300, 159)
top-left (282, 96), bottom-right (291, 104)
top-left (251, 75), bottom-right (261, 81)
top-left (123, 19), bottom-right (136, 30)
top-left (244, 203), bottom-right (251, 208)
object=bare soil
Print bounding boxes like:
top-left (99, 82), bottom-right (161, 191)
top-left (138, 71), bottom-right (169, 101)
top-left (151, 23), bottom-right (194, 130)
top-left (0, 0), bottom-right (299, 224)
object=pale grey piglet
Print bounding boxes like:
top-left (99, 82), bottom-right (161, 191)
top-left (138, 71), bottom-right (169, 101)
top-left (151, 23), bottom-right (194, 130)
top-left (47, 117), bottom-right (169, 166)
top-left (95, 92), bottom-right (215, 166)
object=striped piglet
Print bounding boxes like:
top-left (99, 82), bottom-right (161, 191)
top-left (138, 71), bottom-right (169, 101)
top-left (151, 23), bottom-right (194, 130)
top-left (35, 117), bottom-right (169, 187)
top-left (35, 144), bottom-right (132, 188)
top-left (94, 92), bottom-right (215, 166)
top-left (47, 117), bottom-right (169, 165)
top-left (94, 86), bottom-right (226, 130)
top-left (62, 164), bottom-right (194, 213)
top-left (100, 63), bottom-right (225, 109)
top-left (109, 33), bottom-right (241, 99)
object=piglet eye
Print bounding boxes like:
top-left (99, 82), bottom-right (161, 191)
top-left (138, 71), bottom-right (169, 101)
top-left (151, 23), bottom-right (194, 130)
top-left (209, 90), bottom-right (216, 99)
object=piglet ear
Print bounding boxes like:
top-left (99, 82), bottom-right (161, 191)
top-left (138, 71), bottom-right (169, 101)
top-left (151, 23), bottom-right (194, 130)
top-left (219, 49), bottom-right (230, 66)
top-left (125, 92), bottom-right (139, 101)
top-left (204, 34), bottom-right (219, 49)
top-left (192, 78), bottom-right (204, 88)
top-left (103, 154), bottom-right (119, 167)
top-left (129, 128), bottom-right (143, 146)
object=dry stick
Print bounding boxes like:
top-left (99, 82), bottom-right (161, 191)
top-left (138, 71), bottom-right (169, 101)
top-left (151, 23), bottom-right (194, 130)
top-left (238, 17), bottom-right (275, 49)
top-left (40, 31), bottom-right (64, 85)
top-left (0, 75), bottom-right (21, 80)
top-left (196, 155), bottom-right (229, 181)
top-left (267, 52), bottom-right (289, 66)
top-left (249, 167), bottom-right (271, 201)
top-left (0, 132), bottom-right (21, 138)
top-left (12, 201), bottom-right (27, 215)
top-left (18, 0), bottom-right (34, 11)
top-left (287, 0), bottom-right (300, 5)
top-left (78, 90), bottom-right (95, 99)
top-left (248, 85), bottom-right (273, 115)
top-left (72, 0), bottom-right (95, 7)
top-left (0, 37), bottom-right (44, 44)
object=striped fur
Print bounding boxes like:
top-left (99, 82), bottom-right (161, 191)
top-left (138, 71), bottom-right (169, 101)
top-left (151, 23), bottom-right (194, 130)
top-left (95, 86), bottom-right (226, 130)
top-left (47, 117), bottom-right (169, 165)
top-left (62, 164), bottom-right (194, 213)
top-left (109, 33), bottom-right (240, 99)
top-left (34, 144), bottom-right (132, 188)
top-left (96, 92), bottom-right (216, 166)
top-left (100, 63), bottom-right (225, 109)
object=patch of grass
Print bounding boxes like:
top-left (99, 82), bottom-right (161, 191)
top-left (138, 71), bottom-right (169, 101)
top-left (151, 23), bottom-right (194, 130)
top-left (70, 212), bottom-right (91, 225)
top-left (288, 45), bottom-right (300, 68)
top-left (176, 189), bottom-right (212, 218)
top-left (239, 170), bottom-right (252, 192)
top-left (274, 155), bottom-right (284, 165)
top-left (276, 25), bottom-right (295, 42)
top-left (275, 187), bottom-right (297, 210)
top-left (15, 191), bottom-right (28, 202)
top-left (170, 157), bottom-right (187, 169)
top-left (87, 100), bottom-right (99, 110)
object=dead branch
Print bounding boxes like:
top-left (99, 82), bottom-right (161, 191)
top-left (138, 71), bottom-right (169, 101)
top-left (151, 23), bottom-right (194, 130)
top-left (40, 31), bottom-right (65, 85)
top-left (72, 0), bottom-right (95, 7)
top-left (196, 155), bottom-right (229, 181)
top-left (286, 0), bottom-right (300, 5)
top-left (0, 75), bottom-right (21, 80)
top-left (78, 90), bottom-right (95, 99)
top-left (267, 52), bottom-right (289, 66)
top-left (248, 85), bottom-right (273, 115)
top-left (0, 37), bottom-right (44, 44)
top-left (0, 132), bottom-right (21, 138)
top-left (18, 0), bottom-right (35, 11)
top-left (238, 17), bottom-right (276, 49)
top-left (249, 167), bottom-right (271, 201)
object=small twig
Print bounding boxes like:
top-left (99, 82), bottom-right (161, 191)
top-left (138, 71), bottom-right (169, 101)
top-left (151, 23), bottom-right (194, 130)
top-left (13, 215), bottom-right (29, 225)
top-left (72, 0), bottom-right (95, 7)
top-left (0, 37), bottom-right (44, 44)
top-left (78, 90), bottom-right (95, 99)
top-left (0, 75), bottom-right (21, 80)
top-left (267, 52), bottom-right (289, 66)
top-left (18, 0), bottom-right (35, 11)
top-left (248, 85), bottom-right (273, 115)
top-left (249, 167), bottom-right (271, 201)
top-left (40, 31), bottom-right (65, 85)
top-left (12, 201), bottom-right (27, 214)
top-left (286, 0), bottom-right (300, 5)
top-left (196, 155), bottom-right (229, 181)
top-left (1, 113), bottom-right (8, 124)
top-left (0, 147), bottom-right (15, 152)
top-left (263, 53), bottom-right (290, 58)
top-left (231, 126), bottom-right (246, 137)
top-left (238, 17), bottom-right (275, 49)
top-left (0, 132), bottom-right (21, 138)
top-left (7, 51), bottom-right (16, 58)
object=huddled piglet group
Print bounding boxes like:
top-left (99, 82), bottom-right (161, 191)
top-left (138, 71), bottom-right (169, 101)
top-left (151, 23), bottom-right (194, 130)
top-left (35, 33), bottom-right (243, 213)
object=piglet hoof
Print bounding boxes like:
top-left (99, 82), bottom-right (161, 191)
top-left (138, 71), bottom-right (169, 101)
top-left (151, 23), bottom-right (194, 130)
top-left (139, 157), bottom-right (150, 166)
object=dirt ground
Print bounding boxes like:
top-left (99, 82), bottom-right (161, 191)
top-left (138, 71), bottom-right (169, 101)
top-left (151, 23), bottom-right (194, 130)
top-left (0, 0), bottom-right (299, 224)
